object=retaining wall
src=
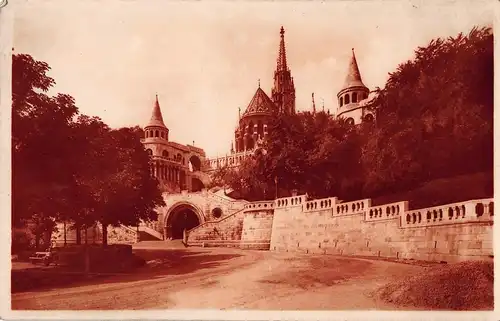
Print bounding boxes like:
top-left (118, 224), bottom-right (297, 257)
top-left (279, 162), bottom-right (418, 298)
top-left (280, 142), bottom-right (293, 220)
top-left (269, 196), bottom-right (493, 263)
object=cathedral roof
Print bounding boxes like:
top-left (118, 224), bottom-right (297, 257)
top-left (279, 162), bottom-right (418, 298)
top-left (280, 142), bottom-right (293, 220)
top-left (146, 95), bottom-right (167, 128)
top-left (242, 86), bottom-right (277, 117)
top-left (340, 49), bottom-right (367, 91)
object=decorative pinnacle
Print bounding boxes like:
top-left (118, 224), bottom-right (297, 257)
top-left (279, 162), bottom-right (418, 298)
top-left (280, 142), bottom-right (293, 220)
top-left (258, 79), bottom-right (260, 88)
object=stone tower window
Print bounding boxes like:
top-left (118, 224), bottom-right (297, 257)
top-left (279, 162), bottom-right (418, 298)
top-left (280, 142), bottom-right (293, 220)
top-left (155, 130), bottom-right (159, 137)
top-left (352, 93), bottom-right (358, 103)
top-left (340, 97), bottom-right (343, 107)
top-left (146, 149), bottom-right (153, 156)
top-left (345, 94), bottom-right (350, 104)
top-left (160, 132), bottom-right (165, 138)
top-left (212, 207), bottom-right (223, 218)
top-left (162, 150), bottom-right (168, 157)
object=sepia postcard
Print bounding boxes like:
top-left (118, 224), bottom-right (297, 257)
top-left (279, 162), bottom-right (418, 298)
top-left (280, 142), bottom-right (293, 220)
top-left (1, 0), bottom-right (498, 320)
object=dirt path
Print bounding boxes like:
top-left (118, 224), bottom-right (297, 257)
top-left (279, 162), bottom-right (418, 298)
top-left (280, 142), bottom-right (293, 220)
top-left (12, 247), bottom-right (423, 310)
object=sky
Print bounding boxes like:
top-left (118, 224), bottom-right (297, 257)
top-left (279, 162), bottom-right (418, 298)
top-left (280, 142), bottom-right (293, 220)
top-left (13, 0), bottom-right (493, 158)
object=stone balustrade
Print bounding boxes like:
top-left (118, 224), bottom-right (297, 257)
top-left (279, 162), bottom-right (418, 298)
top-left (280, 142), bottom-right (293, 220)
top-left (275, 195), bottom-right (306, 208)
top-left (304, 197), bottom-right (338, 212)
top-left (334, 199), bottom-right (371, 216)
top-left (365, 201), bottom-right (409, 222)
top-left (244, 201), bottom-right (274, 211)
top-left (401, 198), bottom-right (494, 228)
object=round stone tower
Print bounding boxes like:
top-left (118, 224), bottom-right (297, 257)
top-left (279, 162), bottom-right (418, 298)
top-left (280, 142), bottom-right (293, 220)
top-left (336, 49), bottom-right (371, 125)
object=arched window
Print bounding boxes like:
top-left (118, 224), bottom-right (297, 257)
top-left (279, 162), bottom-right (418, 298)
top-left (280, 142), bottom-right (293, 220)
top-left (340, 97), bottom-right (343, 107)
top-left (352, 93), bottom-right (358, 103)
top-left (346, 118), bottom-right (355, 126)
top-left (146, 149), bottom-right (153, 156)
top-left (160, 132), bottom-right (165, 138)
top-left (345, 94), bottom-right (350, 104)
top-left (162, 150), bottom-right (168, 157)
top-left (257, 121), bottom-right (263, 136)
top-left (248, 121), bottom-right (254, 134)
top-left (364, 114), bottom-right (374, 122)
top-left (155, 130), bottom-right (159, 137)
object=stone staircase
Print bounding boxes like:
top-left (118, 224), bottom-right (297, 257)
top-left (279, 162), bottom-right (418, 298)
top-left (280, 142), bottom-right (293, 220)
top-left (185, 208), bottom-right (246, 247)
top-left (138, 224), bottom-right (163, 240)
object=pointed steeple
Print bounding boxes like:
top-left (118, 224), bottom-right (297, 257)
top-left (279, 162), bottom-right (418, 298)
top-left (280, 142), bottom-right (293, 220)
top-left (342, 48), bottom-right (367, 89)
top-left (271, 26), bottom-right (296, 115)
top-left (277, 26), bottom-right (288, 72)
top-left (146, 94), bottom-right (167, 128)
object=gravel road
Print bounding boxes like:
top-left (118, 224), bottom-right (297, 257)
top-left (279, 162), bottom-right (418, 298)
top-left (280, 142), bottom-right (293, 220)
top-left (12, 246), bottom-right (423, 310)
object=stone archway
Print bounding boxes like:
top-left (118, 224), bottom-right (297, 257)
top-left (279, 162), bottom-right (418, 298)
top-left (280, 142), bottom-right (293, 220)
top-left (189, 155), bottom-right (202, 172)
top-left (164, 203), bottom-right (203, 240)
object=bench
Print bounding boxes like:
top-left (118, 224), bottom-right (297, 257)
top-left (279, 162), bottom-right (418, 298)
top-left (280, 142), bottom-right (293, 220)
top-left (29, 251), bottom-right (58, 266)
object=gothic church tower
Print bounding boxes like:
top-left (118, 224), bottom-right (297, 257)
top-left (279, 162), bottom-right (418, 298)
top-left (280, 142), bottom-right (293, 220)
top-left (271, 26), bottom-right (296, 115)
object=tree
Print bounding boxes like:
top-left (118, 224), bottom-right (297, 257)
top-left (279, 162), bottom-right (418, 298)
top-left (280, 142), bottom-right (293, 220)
top-left (12, 54), bottom-right (79, 234)
top-left (362, 26), bottom-right (493, 197)
top-left (12, 54), bottom-right (166, 246)
top-left (86, 127), bottom-right (165, 245)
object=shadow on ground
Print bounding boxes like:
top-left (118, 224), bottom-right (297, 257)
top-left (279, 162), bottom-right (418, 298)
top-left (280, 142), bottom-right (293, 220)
top-left (259, 256), bottom-right (373, 289)
top-left (11, 249), bottom-right (242, 294)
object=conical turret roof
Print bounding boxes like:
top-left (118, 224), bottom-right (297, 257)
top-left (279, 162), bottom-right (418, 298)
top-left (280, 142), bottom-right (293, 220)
top-left (242, 85), bottom-right (277, 117)
top-left (146, 95), bottom-right (167, 128)
top-left (341, 49), bottom-right (367, 90)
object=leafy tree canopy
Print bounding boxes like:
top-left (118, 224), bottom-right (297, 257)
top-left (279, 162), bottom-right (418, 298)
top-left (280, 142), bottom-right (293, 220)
top-left (12, 54), bottom-right (165, 245)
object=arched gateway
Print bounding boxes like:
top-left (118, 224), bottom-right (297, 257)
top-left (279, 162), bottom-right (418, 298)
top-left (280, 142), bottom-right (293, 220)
top-left (164, 202), bottom-right (204, 240)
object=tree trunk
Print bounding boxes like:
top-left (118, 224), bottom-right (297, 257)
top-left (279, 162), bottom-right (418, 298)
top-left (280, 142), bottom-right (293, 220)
top-left (102, 223), bottom-right (108, 246)
top-left (63, 221), bottom-right (67, 246)
top-left (75, 222), bottom-right (81, 245)
top-left (35, 233), bottom-right (40, 250)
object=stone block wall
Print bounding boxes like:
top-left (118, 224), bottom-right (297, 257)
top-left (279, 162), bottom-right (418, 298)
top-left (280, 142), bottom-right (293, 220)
top-left (269, 196), bottom-right (493, 263)
top-left (53, 223), bottom-right (137, 245)
top-left (241, 201), bottom-right (275, 250)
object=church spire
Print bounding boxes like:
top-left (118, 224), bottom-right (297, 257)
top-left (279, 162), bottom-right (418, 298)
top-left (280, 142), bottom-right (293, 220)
top-left (271, 26), bottom-right (296, 115)
top-left (146, 94), bottom-right (167, 128)
top-left (277, 26), bottom-right (288, 72)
